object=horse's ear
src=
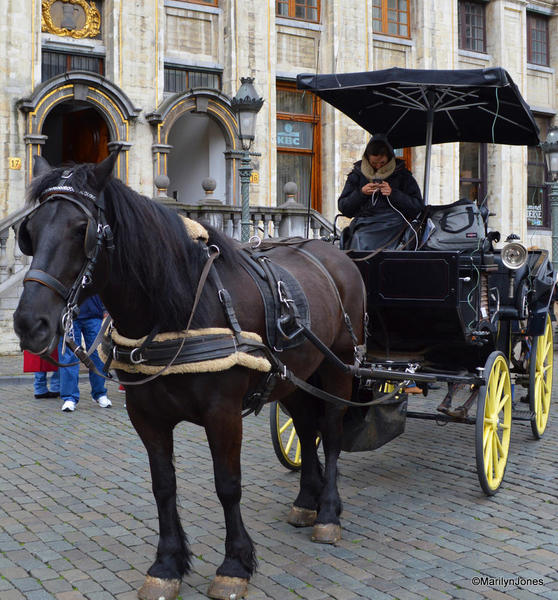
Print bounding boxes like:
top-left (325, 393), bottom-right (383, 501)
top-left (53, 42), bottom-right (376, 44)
top-left (32, 154), bottom-right (51, 178)
top-left (92, 147), bottom-right (121, 189)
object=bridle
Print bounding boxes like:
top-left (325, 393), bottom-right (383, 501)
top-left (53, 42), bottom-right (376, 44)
top-left (19, 171), bottom-right (114, 353)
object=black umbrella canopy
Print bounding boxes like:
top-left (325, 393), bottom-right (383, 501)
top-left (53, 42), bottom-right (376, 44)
top-left (297, 67), bottom-right (540, 148)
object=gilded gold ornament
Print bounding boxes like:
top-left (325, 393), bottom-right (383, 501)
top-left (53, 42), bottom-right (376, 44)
top-left (42, 0), bottom-right (101, 39)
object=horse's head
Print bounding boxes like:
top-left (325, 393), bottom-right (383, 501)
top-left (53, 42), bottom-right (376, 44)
top-left (13, 151), bottom-right (119, 355)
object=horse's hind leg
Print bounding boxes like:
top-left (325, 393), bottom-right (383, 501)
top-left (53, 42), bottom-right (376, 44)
top-left (311, 370), bottom-right (352, 544)
top-left (312, 402), bottom-right (345, 544)
top-left (281, 392), bottom-right (324, 527)
top-left (204, 407), bottom-right (256, 600)
top-left (128, 411), bottom-right (190, 600)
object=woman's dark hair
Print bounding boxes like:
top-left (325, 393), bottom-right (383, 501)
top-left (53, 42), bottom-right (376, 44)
top-left (365, 139), bottom-right (394, 161)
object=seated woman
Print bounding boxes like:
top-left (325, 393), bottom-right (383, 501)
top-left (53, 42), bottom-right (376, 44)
top-left (338, 134), bottom-right (424, 250)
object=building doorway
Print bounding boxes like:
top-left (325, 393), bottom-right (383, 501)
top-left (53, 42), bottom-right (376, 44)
top-left (167, 112), bottom-right (226, 204)
top-left (42, 101), bottom-right (109, 165)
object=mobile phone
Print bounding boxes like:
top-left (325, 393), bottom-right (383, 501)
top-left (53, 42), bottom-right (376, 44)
top-left (372, 178), bottom-right (382, 183)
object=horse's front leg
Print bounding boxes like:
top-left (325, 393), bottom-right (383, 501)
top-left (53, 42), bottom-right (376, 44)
top-left (204, 402), bottom-right (256, 600)
top-left (128, 407), bottom-right (190, 600)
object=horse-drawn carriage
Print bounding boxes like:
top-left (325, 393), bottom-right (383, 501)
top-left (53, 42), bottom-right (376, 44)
top-left (270, 66), bottom-right (555, 497)
top-left (13, 67), bottom-right (555, 600)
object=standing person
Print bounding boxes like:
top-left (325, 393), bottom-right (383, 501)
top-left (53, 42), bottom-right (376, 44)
top-left (338, 134), bottom-right (423, 250)
top-left (58, 294), bottom-right (112, 412)
top-left (24, 350), bottom-right (60, 398)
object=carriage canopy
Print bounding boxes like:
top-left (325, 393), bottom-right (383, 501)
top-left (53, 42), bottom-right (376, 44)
top-left (296, 67), bottom-right (540, 148)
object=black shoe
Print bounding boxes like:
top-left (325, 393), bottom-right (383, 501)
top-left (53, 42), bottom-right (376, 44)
top-left (35, 391), bottom-right (60, 399)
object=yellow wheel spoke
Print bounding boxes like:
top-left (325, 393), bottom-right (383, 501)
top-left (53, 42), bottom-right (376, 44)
top-left (497, 393), bottom-right (509, 414)
top-left (279, 418), bottom-right (293, 435)
top-left (483, 425), bottom-right (492, 451)
top-left (284, 427), bottom-right (297, 454)
top-left (494, 431), bottom-right (505, 456)
top-left (491, 438), bottom-right (499, 479)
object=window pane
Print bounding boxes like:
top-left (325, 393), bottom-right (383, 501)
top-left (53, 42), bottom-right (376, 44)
top-left (164, 67), bottom-right (220, 93)
top-left (41, 51), bottom-right (103, 82)
top-left (277, 120), bottom-right (313, 150)
top-left (277, 153), bottom-right (312, 207)
top-left (277, 1), bottom-right (288, 16)
top-left (459, 181), bottom-right (480, 203)
top-left (460, 142), bottom-right (479, 179)
top-left (279, 0), bottom-right (319, 21)
top-left (528, 13), bottom-right (548, 65)
top-left (527, 127), bottom-right (548, 228)
top-left (277, 89), bottom-right (313, 114)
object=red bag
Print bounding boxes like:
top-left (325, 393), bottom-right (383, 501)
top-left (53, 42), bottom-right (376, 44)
top-left (23, 350), bottom-right (58, 373)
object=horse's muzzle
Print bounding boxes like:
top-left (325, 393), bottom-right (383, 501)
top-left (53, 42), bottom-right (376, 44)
top-left (13, 307), bottom-right (59, 355)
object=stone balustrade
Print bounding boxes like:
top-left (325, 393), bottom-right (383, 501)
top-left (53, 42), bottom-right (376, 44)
top-left (0, 182), bottom-right (335, 300)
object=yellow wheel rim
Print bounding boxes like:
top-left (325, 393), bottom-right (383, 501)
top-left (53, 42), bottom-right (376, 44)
top-left (478, 354), bottom-right (512, 493)
top-left (531, 314), bottom-right (553, 437)
top-left (270, 403), bottom-right (321, 471)
top-left (279, 415), bottom-right (301, 467)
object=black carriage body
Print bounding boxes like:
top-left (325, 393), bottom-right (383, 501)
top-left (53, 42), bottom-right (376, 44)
top-left (355, 247), bottom-right (554, 371)
top-left (355, 250), bottom-right (495, 371)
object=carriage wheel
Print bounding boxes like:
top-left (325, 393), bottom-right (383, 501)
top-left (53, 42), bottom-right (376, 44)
top-left (475, 351), bottom-right (512, 496)
top-left (529, 313), bottom-right (553, 439)
top-left (269, 402), bottom-right (320, 471)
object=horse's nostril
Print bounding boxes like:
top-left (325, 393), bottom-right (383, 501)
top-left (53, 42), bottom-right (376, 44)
top-left (14, 311), bottom-right (53, 348)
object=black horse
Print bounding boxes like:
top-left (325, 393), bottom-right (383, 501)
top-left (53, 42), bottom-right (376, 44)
top-left (13, 152), bottom-right (365, 600)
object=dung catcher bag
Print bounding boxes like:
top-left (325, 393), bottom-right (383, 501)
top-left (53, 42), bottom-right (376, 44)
top-left (423, 199), bottom-right (486, 252)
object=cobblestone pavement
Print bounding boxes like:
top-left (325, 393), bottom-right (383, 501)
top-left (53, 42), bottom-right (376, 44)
top-left (0, 353), bottom-right (557, 600)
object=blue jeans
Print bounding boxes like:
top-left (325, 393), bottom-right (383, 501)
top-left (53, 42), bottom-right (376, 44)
top-left (34, 371), bottom-right (60, 395)
top-left (58, 317), bottom-right (107, 405)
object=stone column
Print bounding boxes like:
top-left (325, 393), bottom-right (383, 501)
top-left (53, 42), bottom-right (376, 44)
top-left (485, 0), bottom-right (529, 240)
top-left (118, 0), bottom-right (160, 196)
top-left (413, 0), bottom-right (459, 206)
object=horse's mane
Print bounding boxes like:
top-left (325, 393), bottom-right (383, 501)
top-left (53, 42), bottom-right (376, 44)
top-left (29, 164), bottom-right (240, 332)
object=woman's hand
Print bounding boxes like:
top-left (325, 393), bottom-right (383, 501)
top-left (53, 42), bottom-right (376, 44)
top-left (362, 181), bottom-right (391, 196)
top-left (379, 181), bottom-right (392, 195)
top-left (361, 182), bottom-right (378, 195)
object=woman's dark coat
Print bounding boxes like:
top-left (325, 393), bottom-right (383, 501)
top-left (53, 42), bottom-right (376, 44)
top-left (338, 158), bottom-right (423, 219)
top-left (337, 159), bottom-right (424, 250)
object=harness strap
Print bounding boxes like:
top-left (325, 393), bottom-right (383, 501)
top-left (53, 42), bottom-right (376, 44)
top-left (24, 269), bottom-right (69, 300)
top-left (283, 365), bottom-right (405, 408)
top-left (39, 315), bottom-right (113, 369)
top-left (290, 246), bottom-right (361, 347)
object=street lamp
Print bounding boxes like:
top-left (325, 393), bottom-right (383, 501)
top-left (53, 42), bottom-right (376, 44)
top-left (231, 77), bottom-right (264, 242)
top-left (541, 126), bottom-right (558, 273)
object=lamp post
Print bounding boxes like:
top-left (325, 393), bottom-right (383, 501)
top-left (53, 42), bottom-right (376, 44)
top-left (231, 77), bottom-right (264, 242)
top-left (541, 126), bottom-right (558, 274)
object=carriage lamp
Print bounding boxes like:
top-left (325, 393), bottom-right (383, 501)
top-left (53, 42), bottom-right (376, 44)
top-left (541, 126), bottom-right (558, 273)
top-left (231, 77), bottom-right (264, 242)
top-left (501, 236), bottom-right (528, 270)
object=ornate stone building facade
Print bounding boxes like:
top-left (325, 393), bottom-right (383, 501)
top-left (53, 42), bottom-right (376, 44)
top-left (0, 0), bottom-right (557, 351)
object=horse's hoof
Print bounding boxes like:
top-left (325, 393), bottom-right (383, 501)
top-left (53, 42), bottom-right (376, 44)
top-left (208, 575), bottom-right (248, 599)
top-left (287, 505), bottom-right (317, 527)
top-left (137, 575), bottom-right (181, 600)
top-left (311, 523), bottom-right (341, 544)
